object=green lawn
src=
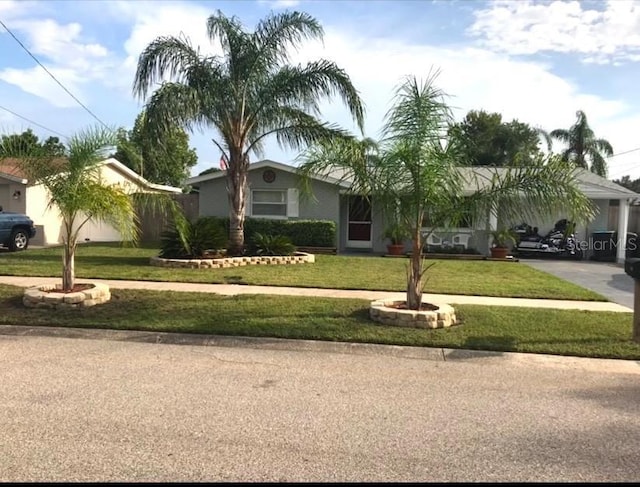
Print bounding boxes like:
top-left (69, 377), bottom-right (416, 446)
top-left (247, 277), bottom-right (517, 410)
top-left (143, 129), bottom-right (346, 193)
top-left (0, 243), bottom-right (605, 301)
top-left (0, 284), bottom-right (635, 359)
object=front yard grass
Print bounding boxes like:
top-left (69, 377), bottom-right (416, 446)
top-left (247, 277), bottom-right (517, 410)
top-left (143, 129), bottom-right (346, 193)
top-left (0, 244), bottom-right (605, 301)
top-left (0, 284), bottom-right (636, 360)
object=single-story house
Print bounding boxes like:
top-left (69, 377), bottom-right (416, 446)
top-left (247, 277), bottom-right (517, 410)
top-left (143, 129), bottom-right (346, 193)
top-left (0, 157), bottom-right (182, 246)
top-left (186, 159), bottom-right (639, 263)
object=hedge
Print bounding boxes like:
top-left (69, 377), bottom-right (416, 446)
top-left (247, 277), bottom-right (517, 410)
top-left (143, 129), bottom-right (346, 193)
top-left (203, 217), bottom-right (336, 247)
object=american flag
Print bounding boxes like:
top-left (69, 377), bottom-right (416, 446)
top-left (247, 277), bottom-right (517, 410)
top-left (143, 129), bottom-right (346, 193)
top-left (219, 154), bottom-right (228, 170)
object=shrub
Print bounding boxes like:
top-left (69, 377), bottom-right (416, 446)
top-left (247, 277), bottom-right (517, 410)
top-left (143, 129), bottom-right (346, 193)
top-left (250, 233), bottom-right (296, 256)
top-left (206, 217), bottom-right (336, 248)
top-left (160, 217), bottom-right (227, 259)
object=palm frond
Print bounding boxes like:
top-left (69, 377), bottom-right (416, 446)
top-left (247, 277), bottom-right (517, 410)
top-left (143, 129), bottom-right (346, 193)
top-left (247, 106), bottom-right (351, 155)
top-left (133, 35), bottom-right (203, 100)
top-left (466, 156), bottom-right (596, 226)
top-left (593, 137), bottom-right (614, 156)
top-left (549, 128), bottom-right (571, 143)
top-left (535, 127), bottom-right (552, 152)
top-left (588, 151), bottom-right (608, 177)
top-left (254, 11), bottom-right (323, 66)
top-left (382, 70), bottom-right (452, 145)
top-left (143, 82), bottom-right (208, 143)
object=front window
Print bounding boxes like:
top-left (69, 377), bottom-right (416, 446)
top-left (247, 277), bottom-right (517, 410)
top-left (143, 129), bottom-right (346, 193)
top-left (252, 190), bottom-right (287, 217)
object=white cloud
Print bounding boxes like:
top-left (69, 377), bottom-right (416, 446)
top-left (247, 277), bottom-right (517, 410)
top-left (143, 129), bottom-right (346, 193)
top-left (0, 0), bottom-right (45, 19)
top-left (279, 26), bottom-right (639, 178)
top-left (0, 16), bottom-right (118, 106)
top-left (9, 19), bottom-right (109, 66)
top-left (290, 27), bottom-right (625, 135)
top-left (115, 2), bottom-right (221, 99)
top-left (258, 0), bottom-right (301, 8)
top-left (0, 66), bottom-right (86, 108)
top-left (468, 0), bottom-right (640, 64)
top-left (2, 0), bottom-right (636, 179)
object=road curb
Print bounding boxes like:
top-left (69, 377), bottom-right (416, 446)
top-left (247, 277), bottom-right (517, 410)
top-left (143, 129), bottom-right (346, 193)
top-left (2, 324), bottom-right (640, 375)
top-left (0, 324), bottom-right (447, 361)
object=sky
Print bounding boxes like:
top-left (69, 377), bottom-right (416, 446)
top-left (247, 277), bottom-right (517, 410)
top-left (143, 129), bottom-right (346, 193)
top-left (0, 0), bottom-right (639, 182)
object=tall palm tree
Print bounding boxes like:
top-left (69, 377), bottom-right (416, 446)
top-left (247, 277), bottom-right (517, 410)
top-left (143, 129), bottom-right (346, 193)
top-left (299, 72), bottom-right (595, 310)
top-left (133, 10), bottom-right (365, 255)
top-left (550, 110), bottom-right (613, 177)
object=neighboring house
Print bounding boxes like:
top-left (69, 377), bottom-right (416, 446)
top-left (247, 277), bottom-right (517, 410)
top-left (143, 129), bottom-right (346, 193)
top-left (186, 159), bottom-right (639, 262)
top-left (0, 157), bottom-right (181, 246)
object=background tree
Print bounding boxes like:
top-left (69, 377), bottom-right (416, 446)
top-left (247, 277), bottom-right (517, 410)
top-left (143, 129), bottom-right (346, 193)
top-left (112, 111), bottom-right (198, 187)
top-left (0, 129), bottom-right (66, 157)
top-left (133, 10), bottom-right (364, 255)
top-left (299, 73), bottom-right (595, 310)
top-left (613, 175), bottom-right (640, 193)
top-left (448, 110), bottom-right (545, 166)
top-left (549, 110), bottom-right (613, 177)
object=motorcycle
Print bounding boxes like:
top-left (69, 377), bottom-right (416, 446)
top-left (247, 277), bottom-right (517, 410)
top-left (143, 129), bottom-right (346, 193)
top-left (512, 219), bottom-right (583, 259)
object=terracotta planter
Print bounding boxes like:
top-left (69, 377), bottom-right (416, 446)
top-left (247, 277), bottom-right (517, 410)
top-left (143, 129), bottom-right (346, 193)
top-left (490, 247), bottom-right (509, 259)
top-left (386, 244), bottom-right (406, 256)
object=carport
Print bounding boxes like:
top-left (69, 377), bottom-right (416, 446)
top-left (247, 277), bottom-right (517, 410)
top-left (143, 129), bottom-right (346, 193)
top-left (575, 171), bottom-right (639, 264)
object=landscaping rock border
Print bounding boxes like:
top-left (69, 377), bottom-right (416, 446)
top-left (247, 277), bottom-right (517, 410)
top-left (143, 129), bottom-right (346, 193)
top-left (369, 300), bottom-right (457, 329)
top-left (23, 283), bottom-right (111, 309)
top-left (149, 252), bottom-right (315, 269)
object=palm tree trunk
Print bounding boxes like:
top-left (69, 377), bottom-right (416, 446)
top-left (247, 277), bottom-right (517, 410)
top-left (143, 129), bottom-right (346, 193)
top-left (227, 151), bottom-right (249, 256)
top-left (406, 231), bottom-right (423, 310)
top-left (62, 239), bottom-right (76, 292)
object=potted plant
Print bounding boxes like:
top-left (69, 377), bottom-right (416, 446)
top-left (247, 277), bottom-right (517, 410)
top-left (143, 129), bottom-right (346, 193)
top-left (490, 228), bottom-right (517, 259)
top-left (383, 222), bottom-right (410, 256)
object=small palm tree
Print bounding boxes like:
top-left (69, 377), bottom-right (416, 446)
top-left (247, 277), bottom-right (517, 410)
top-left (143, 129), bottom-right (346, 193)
top-left (5, 127), bottom-right (143, 292)
top-left (550, 110), bottom-right (613, 177)
top-left (299, 72), bottom-right (596, 310)
top-left (133, 10), bottom-right (364, 255)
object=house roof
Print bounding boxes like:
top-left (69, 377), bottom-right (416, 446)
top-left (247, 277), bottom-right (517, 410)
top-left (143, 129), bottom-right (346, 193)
top-left (0, 157), bottom-right (182, 194)
top-left (186, 158), bottom-right (639, 200)
top-left (458, 167), bottom-right (639, 200)
top-left (98, 158), bottom-right (182, 193)
top-left (186, 159), bottom-right (352, 188)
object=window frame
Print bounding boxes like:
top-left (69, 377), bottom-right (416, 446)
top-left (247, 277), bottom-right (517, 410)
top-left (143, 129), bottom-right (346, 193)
top-left (250, 189), bottom-right (288, 219)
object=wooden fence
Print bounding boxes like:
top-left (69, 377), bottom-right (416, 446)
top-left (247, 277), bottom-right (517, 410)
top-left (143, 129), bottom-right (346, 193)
top-left (136, 193), bottom-right (199, 243)
top-left (608, 204), bottom-right (640, 235)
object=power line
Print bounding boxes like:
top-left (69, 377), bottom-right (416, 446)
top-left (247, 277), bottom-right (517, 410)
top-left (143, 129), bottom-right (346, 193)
top-left (0, 18), bottom-right (110, 130)
top-left (0, 104), bottom-right (69, 139)
top-left (609, 161), bottom-right (640, 179)
top-left (608, 147), bottom-right (640, 158)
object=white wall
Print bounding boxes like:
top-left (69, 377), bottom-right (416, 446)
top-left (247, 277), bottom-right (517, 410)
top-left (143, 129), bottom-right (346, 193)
top-left (25, 184), bottom-right (63, 246)
top-left (24, 162), bottom-right (157, 245)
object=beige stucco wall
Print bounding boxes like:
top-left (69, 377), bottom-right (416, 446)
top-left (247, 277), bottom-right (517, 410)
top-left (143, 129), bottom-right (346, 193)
top-left (23, 162), bottom-right (167, 246)
top-left (25, 184), bottom-right (62, 246)
top-left (0, 179), bottom-right (27, 214)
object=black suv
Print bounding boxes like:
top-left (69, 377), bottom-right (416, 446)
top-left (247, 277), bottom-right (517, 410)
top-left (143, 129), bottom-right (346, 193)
top-left (0, 206), bottom-right (37, 251)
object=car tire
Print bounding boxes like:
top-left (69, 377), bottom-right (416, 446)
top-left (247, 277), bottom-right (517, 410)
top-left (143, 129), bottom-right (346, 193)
top-left (9, 229), bottom-right (29, 251)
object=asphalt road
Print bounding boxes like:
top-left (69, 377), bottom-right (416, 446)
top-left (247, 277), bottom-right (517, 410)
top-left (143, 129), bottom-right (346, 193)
top-left (1, 334), bottom-right (640, 482)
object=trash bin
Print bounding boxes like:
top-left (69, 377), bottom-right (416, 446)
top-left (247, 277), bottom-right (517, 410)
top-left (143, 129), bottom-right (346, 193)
top-left (628, 232), bottom-right (640, 258)
top-left (591, 231), bottom-right (638, 261)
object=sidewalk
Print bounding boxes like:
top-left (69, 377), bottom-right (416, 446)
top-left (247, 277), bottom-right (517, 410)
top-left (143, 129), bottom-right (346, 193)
top-left (0, 276), bottom-right (632, 312)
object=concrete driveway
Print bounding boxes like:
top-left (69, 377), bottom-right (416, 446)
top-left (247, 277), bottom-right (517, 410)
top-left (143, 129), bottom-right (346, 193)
top-left (1, 332), bottom-right (640, 482)
top-left (521, 258), bottom-right (634, 309)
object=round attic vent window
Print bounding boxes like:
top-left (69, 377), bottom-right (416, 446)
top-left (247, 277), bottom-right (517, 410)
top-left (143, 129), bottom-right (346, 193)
top-left (263, 169), bottom-right (276, 183)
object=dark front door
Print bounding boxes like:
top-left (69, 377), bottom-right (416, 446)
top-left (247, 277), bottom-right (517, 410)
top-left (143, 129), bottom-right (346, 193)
top-left (347, 196), bottom-right (372, 248)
